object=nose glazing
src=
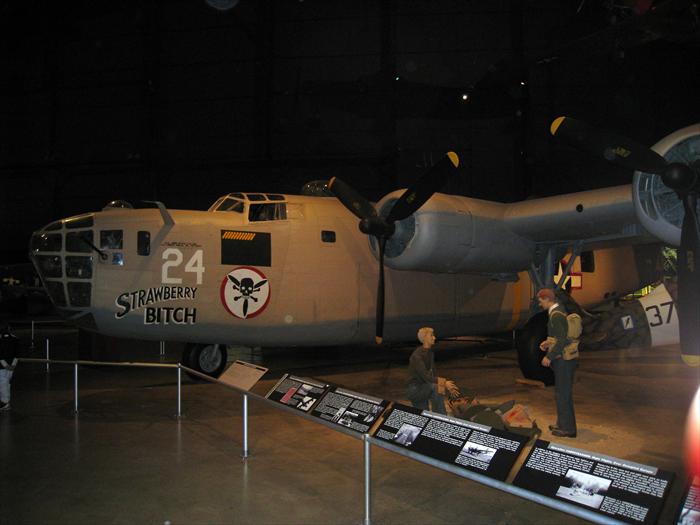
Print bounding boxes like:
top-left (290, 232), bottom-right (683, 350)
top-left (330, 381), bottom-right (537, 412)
top-left (29, 214), bottom-right (95, 310)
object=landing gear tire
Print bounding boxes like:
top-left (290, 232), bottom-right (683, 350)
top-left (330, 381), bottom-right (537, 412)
top-left (515, 312), bottom-right (555, 386)
top-left (182, 343), bottom-right (228, 380)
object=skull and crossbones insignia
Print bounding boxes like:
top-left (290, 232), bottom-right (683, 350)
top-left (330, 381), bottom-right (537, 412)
top-left (220, 267), bottom-right (270, 319)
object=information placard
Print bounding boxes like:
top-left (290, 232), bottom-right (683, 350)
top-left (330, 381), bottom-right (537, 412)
top-left (513, 440), bottom-right (674, 525)
top-left (265, 374), bottom-right (330, 413)
top-left (373, 403), bottom-right (528, 481)
top-left (310, 386), bottom-right (389, 433)
top-left (218, 360), bottom-right (268, 391)
top-left (675, 476), bottom-right (699, 525)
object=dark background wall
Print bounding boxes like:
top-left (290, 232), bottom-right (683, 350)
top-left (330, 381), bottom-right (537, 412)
top-left (2, 0), bottom-right (698, 264)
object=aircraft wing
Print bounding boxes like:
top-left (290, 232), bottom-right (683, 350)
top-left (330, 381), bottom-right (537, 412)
top-left (504, 184), bottom-right (653, 251)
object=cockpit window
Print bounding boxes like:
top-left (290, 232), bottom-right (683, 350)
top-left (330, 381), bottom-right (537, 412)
top-left (267, 194), bottom-right (284, 201)
top-left (216, 197), bottom-right (244, 213)
top-left (247, 193), bottom-right (266, 202)
top-left (100, 230), bottom-right (123, 250)
top-left (249, 203), bottom-right (287, 222)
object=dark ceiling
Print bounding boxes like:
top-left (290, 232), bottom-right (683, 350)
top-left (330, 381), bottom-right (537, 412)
top-left (2, 0), bottom-right (699, 263)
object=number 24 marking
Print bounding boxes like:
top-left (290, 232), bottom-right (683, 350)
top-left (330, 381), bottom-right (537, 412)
top-left (645, 301), bottom-right (674, 327)
top-left (162, 248), bottom-right (205, 285)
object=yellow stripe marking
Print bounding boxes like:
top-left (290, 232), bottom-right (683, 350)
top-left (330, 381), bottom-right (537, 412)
top-left (447, 151), bottom-right (459, 168)
top-left (222, 231), bottom-right (256, 241)
top-left (505, 274), bottom-right (523, 331)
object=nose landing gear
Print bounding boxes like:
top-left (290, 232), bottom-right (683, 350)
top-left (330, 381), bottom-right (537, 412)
top-left (182, 343), bottom-right (228, 379)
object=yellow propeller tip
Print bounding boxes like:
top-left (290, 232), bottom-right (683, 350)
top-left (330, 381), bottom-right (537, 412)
top-left (550, 116), bottom-right (565, 136)
top-left (328, 176), bottom-right (336, 189)
top-left (447, 151), bottom-right (459, 168)
top-left (375, 336), bottom-right (383, 345)
top-left (681, 354), bottom-right (700, 367)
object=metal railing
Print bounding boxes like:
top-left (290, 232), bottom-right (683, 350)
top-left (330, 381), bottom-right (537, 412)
top-left (174, 365), bottom-right (628, 525)
top-left (20, 358), bottom-right (183, 416)
top-left (26, 319), bottom-right (69, 350)
top-left (18, 356), bottom-right (628, 525)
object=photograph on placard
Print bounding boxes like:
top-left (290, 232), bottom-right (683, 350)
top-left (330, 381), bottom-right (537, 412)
top-left (393, 423), bottom-right (421, 447)
top-left (331, 407), bottom-right (346, 423)
top-left (556, 469), bottom-right (612, 509)
top-left (297, 395), bottom-right (315, 411)
top-left (280, 386), bottom-right (298, 405)
top-left (363, 404), bottom-right (384, 422)
top-left (678, 508), bottom-right (700, 525)
top-left (459, 441), bottom-right (497, 464)
top-left (338, 411), bottom-right (359, 427)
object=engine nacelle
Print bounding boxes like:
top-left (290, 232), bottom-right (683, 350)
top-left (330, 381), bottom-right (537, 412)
top-left (374, 191), bottom-right (534, 275)
top-left (633, 123), bottom-right (700, 247)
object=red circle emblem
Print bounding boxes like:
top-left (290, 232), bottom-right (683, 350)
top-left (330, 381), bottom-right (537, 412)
top-left (220, 267), bottom-right (271, 319)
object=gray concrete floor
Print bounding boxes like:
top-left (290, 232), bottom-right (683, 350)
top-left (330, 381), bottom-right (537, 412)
top-left (1, 328), bottom-right (698, 525)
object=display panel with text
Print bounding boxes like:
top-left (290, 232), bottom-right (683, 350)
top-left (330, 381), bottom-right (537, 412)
top-left (514, 440), bottom-right (673, 525)
top-left (310, 386), bottom-right (388, 434)
top-left (265, 374), bottom-right (330, 413)
top-left (374, 403), bottom-right (528, 481)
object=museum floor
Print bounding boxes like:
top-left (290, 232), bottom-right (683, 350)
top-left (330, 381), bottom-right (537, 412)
top-left (1, 327), bottom-right (697, 525)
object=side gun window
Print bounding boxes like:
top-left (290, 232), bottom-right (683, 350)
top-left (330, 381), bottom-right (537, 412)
top-left (138, 231), bottom-right (151, 256)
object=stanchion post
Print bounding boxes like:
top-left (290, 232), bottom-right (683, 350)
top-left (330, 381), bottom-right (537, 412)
top-left (177, 366), bottom-right (182, 418)
top-left (160, 341), bottom-right (165, 357)
top-left (363, 434), bottom-right (371, 525)
top-left (73, 363), bottom-right (79, 413)
top-left (242, 394), bottom-right (249, 459)
top-left (45, 338), bottom-right (50, 372)
top-left (30, 321), bottom-right (35, 349)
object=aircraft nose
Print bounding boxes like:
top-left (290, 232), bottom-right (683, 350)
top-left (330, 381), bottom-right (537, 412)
top-left (29, 214), bottom-right (96, 312)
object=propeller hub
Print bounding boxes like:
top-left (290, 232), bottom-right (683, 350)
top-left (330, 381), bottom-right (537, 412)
top-left (662, 163), bottom-right (698, 194)
top-left (359, 217), bottom-right (395, 238)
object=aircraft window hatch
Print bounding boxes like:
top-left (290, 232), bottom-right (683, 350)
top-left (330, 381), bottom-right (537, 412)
top-left (267, 194), bottom-right (284, 201)
top-left (216, 197), bottom-right (244, 213)
top-left (581, 251), bottom-right (595, 272)
top-left (138, 231), bottom-right (151, 256)
top-left (66, 231), bottom-right (93, 253)
top-left (66, 256), bottom-right (93, 279)
top-left (249, 203), bottom-right (287, 222)
top-left (100, 230), bottom-right (123, 250)
top-left (246, 193), bottom-right (266, 202)
top-left (45, 281), bottom-right (67, 307)
top-left (31, 233), bottom-right (62, 253)
top-left (68, 282), bottom-right (91, 307)
top-left (321, 230), bottom-right (336, 243)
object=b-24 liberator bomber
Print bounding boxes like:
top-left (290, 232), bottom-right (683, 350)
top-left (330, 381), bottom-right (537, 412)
top-left (28, 119), bottom-right (700, 382)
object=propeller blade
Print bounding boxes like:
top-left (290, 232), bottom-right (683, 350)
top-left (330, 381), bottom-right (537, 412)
top-left (678, 193), bottom-right (700, 365)
top-left (375, 237), bottom-right (387, 344)
top-left (550, 116), bottom-right (669, 175)
top-left (386, 152), bottom-right (460, 222)
top-left (328, 177), bottom-right (378, 221)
